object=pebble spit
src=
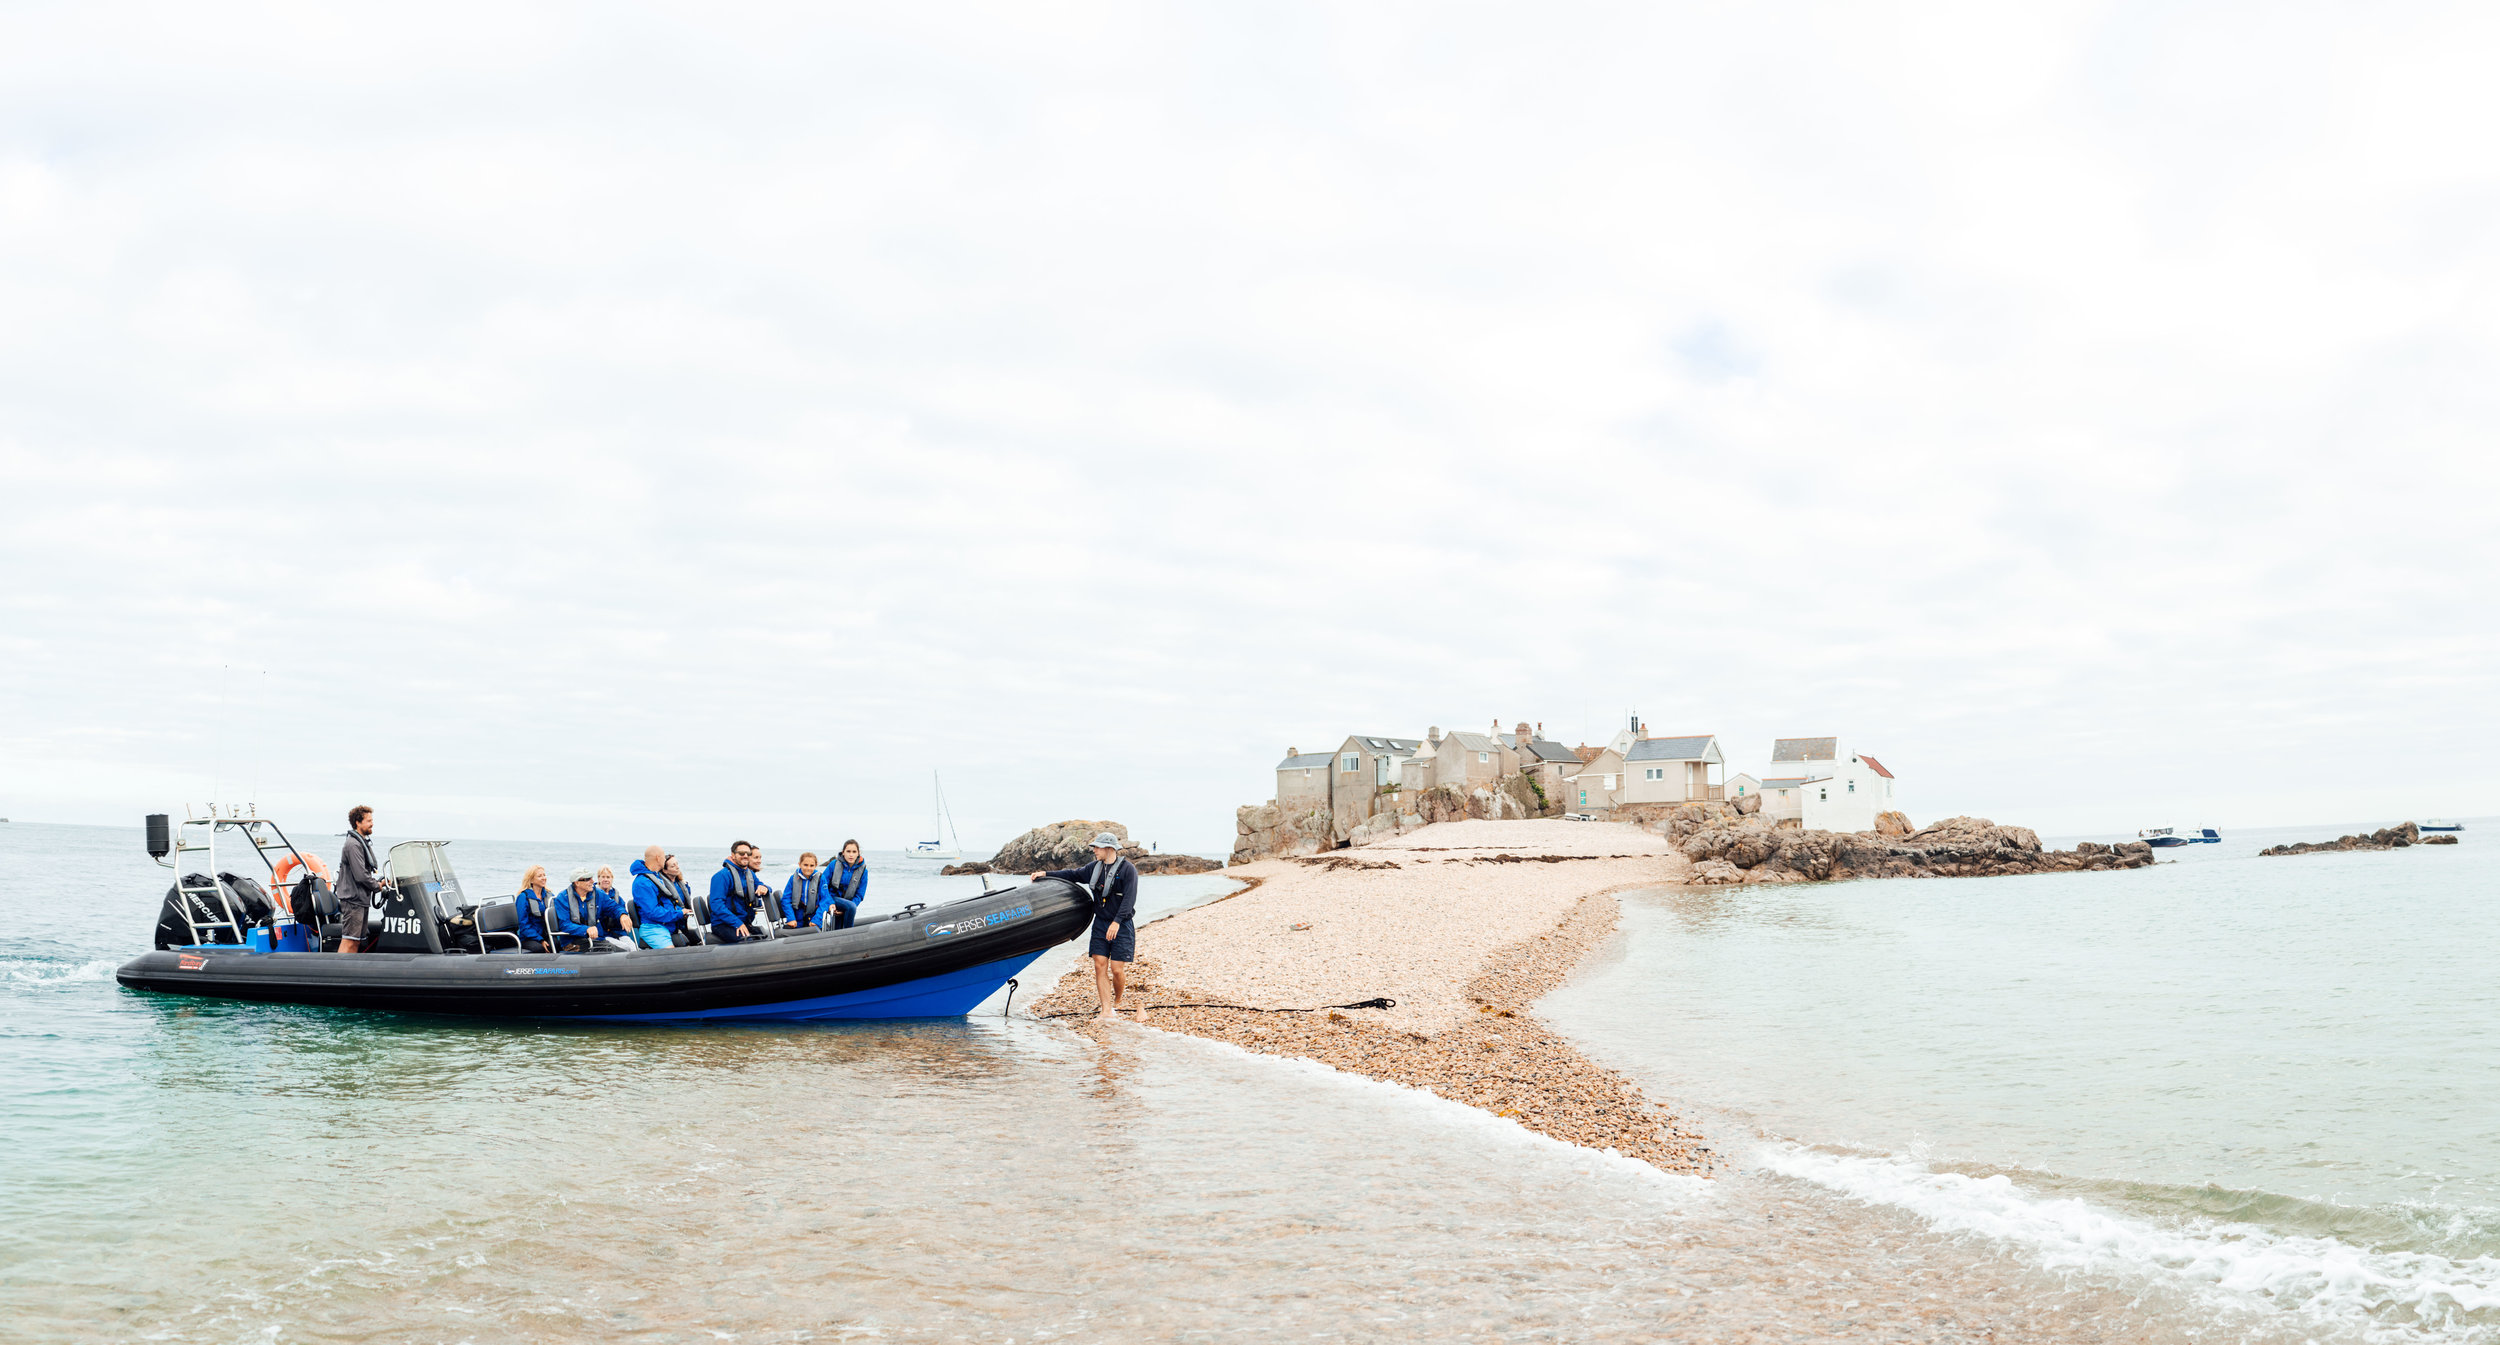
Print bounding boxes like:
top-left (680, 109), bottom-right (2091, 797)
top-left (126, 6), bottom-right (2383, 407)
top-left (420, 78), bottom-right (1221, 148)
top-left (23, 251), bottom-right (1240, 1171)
top-left (1031, 819), bottom-right (1713, 1175)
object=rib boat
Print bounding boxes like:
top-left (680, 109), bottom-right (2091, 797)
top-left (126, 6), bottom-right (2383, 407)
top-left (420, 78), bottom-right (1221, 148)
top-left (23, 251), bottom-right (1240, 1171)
top-left (2138, 827), bottom-right (2221, 849)
top-left (114, 811), bottom-right (1089, 1021)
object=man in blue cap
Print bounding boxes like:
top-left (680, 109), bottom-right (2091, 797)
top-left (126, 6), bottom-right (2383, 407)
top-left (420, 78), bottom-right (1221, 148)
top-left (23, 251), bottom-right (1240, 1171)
top-left (1032, 831), bottom-right (1140, 1023)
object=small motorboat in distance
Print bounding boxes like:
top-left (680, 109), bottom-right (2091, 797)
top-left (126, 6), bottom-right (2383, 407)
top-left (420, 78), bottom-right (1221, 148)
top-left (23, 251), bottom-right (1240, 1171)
top-left (116, 809), bottom-right (1092, 1022)
top-left (2139, 827), bottom-right (2221, 849)
top-left (2421, 819), bottom-right (2465, 833)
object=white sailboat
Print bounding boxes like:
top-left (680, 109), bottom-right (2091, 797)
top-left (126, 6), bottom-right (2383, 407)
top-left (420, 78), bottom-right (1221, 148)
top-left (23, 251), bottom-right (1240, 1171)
top-left (906, 773), bottom-right (963, 860)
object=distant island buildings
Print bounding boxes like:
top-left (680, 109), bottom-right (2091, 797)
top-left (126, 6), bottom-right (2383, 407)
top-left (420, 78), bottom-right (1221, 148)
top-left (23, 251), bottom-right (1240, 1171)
top-left (1241, 715), bottom-right (1903, 859)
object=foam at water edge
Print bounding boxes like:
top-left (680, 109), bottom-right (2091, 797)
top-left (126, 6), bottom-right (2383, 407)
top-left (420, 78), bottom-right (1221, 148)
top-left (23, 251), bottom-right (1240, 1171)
top-left (1, 959), bottom-right (117, 985)
top-left (1760, 1142), bottom-right (2500, 1340)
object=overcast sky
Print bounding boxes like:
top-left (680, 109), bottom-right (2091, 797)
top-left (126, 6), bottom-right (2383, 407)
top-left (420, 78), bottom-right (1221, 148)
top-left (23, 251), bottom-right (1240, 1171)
top-left (4, 2), bottom-right (2496, 853)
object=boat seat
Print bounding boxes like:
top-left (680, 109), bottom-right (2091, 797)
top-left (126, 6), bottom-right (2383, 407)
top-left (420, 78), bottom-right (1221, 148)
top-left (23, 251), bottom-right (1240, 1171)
top-left (290, 876), bottom-right (345, 950)
top-left (473, 897), bottom-right (523, 953)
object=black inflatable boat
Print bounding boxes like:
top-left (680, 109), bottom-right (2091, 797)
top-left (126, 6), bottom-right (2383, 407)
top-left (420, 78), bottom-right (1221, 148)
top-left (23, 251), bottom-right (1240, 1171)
top-left (115, 813), bottom-right (1092, 1021)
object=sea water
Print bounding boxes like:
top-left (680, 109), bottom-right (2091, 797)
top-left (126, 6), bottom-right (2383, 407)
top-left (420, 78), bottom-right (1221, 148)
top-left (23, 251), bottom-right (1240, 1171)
top-left (6, 818), bottom-right (2492, 1341)
top-left (1543, 820), bottom-right (2500, 1342)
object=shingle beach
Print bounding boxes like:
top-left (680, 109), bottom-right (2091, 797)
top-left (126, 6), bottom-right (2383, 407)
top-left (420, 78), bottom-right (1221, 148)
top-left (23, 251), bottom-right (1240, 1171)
top-left (1031, 818), bottom-right (1715, 1175)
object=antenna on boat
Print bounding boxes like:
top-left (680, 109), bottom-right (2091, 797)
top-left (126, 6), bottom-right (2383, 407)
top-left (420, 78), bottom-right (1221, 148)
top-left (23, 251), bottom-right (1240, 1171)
top-left (249, 668), bottom-right (266, 810)
top-left (210, 662), bottom-right (230, 808)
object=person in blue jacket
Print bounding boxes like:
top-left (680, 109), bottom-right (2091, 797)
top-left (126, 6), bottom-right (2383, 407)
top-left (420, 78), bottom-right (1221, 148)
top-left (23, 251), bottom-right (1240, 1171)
top-left (629, 847), bottom-right (693, 948)
top-left (707, 841), bottom-right (765, 943)
top-left (593, 866), bottom-right (635, 948)
top-left (512, 865), bottom-right (553, 953)
top-left (828, 839), bottom-right (869, 929)
top-left (548, 868), bottom-right (603, 953)
top-left (1032, 832), bottom-right (1140, 1023)
top-left (782, 851), bottom-right (835, 930)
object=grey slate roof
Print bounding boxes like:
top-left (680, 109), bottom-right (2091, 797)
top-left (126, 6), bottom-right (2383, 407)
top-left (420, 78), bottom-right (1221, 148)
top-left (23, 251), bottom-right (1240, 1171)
top-left (1350, 735), bottom-right (1422, 755)
top-left (1445, 731), bottom-right (1501, 753)
top-left (1521, 739), bottom-right (1579, 763)
top-left (1760, 776), bottom-right (1814, 788)
top-left (1625, 735), bottom-right (1719, 763)
top-left (1771, 736), bottom-right (1839, 762)
top-left (1276, 753), bottom-right (1334, 770)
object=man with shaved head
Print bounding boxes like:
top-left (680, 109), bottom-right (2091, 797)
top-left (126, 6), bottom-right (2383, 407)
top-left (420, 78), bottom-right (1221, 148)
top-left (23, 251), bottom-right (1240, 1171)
top-left (629, 843), bottom-right (694, 948)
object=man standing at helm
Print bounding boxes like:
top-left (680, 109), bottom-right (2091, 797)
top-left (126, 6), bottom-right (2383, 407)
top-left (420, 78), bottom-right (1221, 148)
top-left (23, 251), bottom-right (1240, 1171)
top-left (335, 804), bottom-right (386, 954)
top-left (1032, 831), bottom-right (1140, 1023)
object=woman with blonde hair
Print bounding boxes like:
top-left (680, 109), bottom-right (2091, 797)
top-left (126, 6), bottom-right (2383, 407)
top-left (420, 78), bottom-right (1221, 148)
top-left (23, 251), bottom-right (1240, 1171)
top-left (512, 864), bottom-right (554, 953)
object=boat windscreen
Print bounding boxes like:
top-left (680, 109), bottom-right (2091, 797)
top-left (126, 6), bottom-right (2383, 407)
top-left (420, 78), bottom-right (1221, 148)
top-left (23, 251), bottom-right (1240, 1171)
top-left (387, 841), bottom-right (468, 919)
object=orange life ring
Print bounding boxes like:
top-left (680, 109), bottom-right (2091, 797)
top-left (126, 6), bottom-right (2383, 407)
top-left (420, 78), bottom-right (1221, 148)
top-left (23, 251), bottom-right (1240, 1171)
top-left (271, 853), bottom-right (331, 891)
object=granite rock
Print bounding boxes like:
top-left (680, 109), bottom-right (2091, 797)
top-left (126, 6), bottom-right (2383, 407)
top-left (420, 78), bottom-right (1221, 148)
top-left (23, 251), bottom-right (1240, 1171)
top-left (2261, 822), bottom-right (2422, 856)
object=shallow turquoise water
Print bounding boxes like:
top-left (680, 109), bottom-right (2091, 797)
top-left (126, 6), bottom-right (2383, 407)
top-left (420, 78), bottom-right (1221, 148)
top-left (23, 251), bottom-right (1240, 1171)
top-left (6, 817), bottom-right (2490, 1342)
top-left (1543, 820), bottom-right (2500, 1338)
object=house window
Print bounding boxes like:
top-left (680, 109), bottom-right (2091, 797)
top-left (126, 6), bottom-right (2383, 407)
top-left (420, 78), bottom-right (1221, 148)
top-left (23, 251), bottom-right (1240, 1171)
top-left (1578, 789), bottom-right (1587, 804)
top-left (1343, 754), bottom-right (1359, 772)
top-left (1848, 782), bottom-right (1856, 793)
top-left (1477, 751), bottom-right (1488, 763)
top-left (1645, 767), bottom-right (1663, 781)
top-left (1819, 788), bottom-right (1828, 801)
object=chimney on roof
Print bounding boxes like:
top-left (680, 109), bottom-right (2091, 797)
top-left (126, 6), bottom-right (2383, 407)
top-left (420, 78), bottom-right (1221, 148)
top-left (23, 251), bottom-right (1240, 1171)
top-left (1428, 726), bottom-right (1441, 748)
top-left (1513, 721), bottom-right (1531, 748)
top-left (1288, 746), bottom-right (1298, 757)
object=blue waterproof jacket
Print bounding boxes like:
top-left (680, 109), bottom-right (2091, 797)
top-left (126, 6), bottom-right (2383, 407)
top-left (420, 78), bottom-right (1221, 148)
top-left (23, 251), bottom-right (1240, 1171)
top-left (549, 884), bottom-right (601, 949)
top-left (593, 882), bottom-right (632, 936)
top-left (708, 861), bottom-right (761, 941)
top-left (830, 858), bottom-right (867, 927)
top-left (782, 868), bottom-right (835, 928)
top-left (513, 884), bottom-right (552, 943)
top-left (630, 860), bottom-right (688, 933)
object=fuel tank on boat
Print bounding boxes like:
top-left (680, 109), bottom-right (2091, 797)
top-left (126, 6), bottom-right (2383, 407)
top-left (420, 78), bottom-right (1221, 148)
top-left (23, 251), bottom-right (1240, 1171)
top-left (117, 880), bottom-right (1096, 1022)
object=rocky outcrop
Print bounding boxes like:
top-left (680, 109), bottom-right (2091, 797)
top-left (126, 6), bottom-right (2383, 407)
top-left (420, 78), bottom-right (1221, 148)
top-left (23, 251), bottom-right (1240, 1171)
top-left (1232, 802), bottom-right (1334, 865)
top-left (2427, 834), bottom-right (2460, 845)
top-left (948, 848), bottom-right (1220, 877)
top-left (985, 820), bottom-right (1148, 874)
top-left (1134, 853), bottom-right (1223, 875)
top-left (2261, 822), bottom-right (2422, 856)
top-left (1678, 814), bottom-right (2155, 885)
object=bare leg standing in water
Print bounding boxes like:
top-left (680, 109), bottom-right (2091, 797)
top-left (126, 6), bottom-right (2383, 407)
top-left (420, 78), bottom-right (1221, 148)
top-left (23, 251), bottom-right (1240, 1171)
top-left (1035, 831), bottom-right (1141, 1023)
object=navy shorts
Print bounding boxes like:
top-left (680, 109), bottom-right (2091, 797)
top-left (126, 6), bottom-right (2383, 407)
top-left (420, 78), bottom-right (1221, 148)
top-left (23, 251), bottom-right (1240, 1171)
top-left (1087, 919), bottom-right (1135, 962)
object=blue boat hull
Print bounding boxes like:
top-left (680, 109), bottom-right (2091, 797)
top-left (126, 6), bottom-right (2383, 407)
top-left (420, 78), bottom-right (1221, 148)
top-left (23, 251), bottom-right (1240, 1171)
top-left (118, 882), bottom-right (1094, 1022)
top-left (579, 950), bottom-right (1050, 1023)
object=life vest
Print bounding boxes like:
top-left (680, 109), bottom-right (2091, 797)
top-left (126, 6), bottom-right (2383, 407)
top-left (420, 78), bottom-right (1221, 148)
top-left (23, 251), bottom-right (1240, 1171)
top-left (788, 869), bottom-right (828, 923)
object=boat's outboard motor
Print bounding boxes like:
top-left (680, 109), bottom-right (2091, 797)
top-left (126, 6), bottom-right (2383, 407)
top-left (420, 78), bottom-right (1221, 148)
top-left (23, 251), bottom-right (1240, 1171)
top-left (217, 872), bottom-right (275, 926)
top-left (152, 873), bottom-right (273, 949)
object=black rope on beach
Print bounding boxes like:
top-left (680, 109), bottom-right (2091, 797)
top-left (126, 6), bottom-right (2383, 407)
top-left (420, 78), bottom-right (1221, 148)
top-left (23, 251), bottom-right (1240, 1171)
top-left (1000, 978), bottom-right (1018, 1018)
top-left (1032, 996), bottom-right (1396, 1020)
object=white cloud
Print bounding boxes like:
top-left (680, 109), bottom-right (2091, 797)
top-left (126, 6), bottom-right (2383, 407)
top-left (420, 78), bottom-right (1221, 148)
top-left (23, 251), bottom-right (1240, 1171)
top-left (3, 1), bottom-right (2495, 851)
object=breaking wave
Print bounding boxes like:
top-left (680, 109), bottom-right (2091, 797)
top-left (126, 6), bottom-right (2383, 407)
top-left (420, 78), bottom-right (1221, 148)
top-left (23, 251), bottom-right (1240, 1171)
top-left (1761, 1143), bottom-right (2500, 1340)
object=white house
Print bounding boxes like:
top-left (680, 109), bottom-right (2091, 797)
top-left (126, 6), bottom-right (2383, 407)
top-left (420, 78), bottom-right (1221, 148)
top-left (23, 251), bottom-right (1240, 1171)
top-left (1753, 738), bottom-right (1902, 832)
top-left (1725, 772), bottom-right (1762, 803)
top-left (1621, 734), bottom-right (1725, 804)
